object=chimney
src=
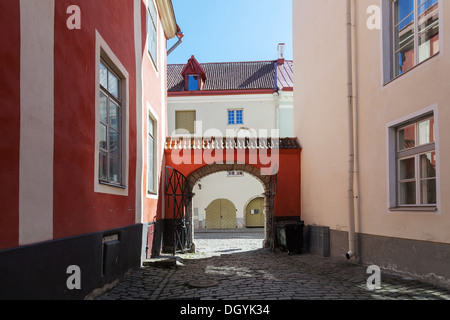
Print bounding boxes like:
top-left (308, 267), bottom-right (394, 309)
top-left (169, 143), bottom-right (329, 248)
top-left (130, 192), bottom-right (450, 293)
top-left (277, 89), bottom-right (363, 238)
top-left (277, 43), bottom-right (285, 65)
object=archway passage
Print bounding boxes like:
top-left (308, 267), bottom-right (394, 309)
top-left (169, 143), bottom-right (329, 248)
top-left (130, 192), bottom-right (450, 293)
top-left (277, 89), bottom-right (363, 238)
top-left (205, 199), bottom-right (237, 229)
top-left (163, 137), bottom-right (302, 253)
top-left (246, 197), bottom-right (265, 228)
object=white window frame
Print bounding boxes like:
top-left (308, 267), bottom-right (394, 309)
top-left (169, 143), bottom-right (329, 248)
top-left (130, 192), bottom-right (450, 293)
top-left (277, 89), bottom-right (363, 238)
top-left (99, 60), bottom-right (122, 185)
top-left (147, 0), bottom-right (158, 70)
top-left (94, 31), bottom-right (129, 196)
top-left (386, 105), bottom-right (440, 212)
top-left (147, 104), bottom-right (158, 196)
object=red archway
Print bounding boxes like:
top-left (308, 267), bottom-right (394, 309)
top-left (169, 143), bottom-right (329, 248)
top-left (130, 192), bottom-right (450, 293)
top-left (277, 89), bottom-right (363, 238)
top-left (163, 136), bottom-right (301, 253)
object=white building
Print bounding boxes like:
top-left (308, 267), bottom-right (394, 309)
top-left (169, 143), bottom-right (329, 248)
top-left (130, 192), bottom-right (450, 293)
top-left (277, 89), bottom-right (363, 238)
top-left (167, 45), bottom-right (294, 229)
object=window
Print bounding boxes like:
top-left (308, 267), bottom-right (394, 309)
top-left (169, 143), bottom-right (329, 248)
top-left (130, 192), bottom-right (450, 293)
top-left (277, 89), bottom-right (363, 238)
top-left (395, 116), bottom-right (436, 207)
top-left (188, 75), bottom-right (199, 91)
top-left (147, 0), bottom-right (158, 68)
top-left (95, 31), bottom-right (129, 196)
top-left (390, 0), bottom-right (439, 79)
top-left (99, 60), bottom-right (123, 185)
top-left (227, 171), bottom-right (244, 177)
top-left (147, 116), bottom-right (156, 193)
top-left (175, 110), bottom-right (196, 134)
top-left (228, 109), bottom-right (243, 125)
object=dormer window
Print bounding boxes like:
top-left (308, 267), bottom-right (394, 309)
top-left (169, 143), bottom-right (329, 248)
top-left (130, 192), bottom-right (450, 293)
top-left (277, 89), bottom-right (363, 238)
top-left (188, 74), bottom-right (199, 91)
top-left (181, 55), bottom-right (206, 92)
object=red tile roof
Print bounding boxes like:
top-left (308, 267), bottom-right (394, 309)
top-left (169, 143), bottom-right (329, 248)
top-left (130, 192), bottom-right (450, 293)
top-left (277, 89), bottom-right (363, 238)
top-left (167, 59), bottom-right (293, 93)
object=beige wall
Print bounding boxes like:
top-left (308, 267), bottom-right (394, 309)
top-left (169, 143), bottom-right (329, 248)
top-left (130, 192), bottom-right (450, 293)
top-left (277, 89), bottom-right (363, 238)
top-left (294, 0), bottom-right (450, 244)
top-left (293, 0), bottom-right (349, 231)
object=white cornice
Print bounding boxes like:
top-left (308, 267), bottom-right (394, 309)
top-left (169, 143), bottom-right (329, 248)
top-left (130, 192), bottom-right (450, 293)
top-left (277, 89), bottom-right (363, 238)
top-left (168, 93), bottom-right (277, 104)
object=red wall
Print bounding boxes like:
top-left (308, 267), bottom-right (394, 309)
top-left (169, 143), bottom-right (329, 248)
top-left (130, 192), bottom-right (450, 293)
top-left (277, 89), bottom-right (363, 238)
top-left (0, 0), bottom-right (169, 250)
top-left (0, 0), bottom-right (21, 249)
top-left (164, 148), bottom-right (301, 220)
top-left (53, 0), bottom-right (137, 239)
top-left (274, 150), bottom-right (301, 218)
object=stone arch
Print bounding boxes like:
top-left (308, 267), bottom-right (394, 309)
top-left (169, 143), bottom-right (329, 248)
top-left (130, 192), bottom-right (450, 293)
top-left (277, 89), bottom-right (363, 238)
top-left (187, 163), bottom-right (273, 247)
top-left (187, 163), bottom-right (270, 194)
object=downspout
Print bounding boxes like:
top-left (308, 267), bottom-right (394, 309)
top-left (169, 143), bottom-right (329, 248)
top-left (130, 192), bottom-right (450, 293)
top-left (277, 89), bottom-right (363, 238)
top-left (345, 0), bottom-right (357, 260)
top-left (274, 61), bottom-right (279, 133)
top-left (167, 31), bottom-right (184, 56)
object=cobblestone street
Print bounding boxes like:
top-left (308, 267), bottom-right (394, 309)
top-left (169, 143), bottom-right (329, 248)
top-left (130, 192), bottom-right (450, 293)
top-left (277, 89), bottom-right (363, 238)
top-left (96, 229), bottom-right (450, 304)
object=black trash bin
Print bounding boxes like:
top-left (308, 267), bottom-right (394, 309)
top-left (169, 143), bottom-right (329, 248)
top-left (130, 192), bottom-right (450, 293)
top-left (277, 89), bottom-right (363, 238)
top-left (276, 220), bottom-right (304, 255)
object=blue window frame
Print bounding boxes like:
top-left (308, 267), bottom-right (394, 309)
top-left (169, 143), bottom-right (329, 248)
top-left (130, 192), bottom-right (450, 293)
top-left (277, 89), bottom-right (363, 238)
top-left (188, 75), bottom-right (199, 91)
top-left (228, 110), bottom-right (235, 125)
top-left (228, 109), bottom-right (243, 125)
top-left (236, 109), bottom-right (243, 124)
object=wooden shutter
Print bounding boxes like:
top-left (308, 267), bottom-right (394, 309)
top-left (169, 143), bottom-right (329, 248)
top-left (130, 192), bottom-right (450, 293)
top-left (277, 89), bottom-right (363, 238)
top-left (176, 111), bottom-right (196, 134)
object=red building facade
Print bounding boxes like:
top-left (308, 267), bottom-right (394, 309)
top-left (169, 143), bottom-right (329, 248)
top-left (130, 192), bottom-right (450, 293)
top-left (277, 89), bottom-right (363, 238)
top-left (0, 0), bottom-right (180, 299)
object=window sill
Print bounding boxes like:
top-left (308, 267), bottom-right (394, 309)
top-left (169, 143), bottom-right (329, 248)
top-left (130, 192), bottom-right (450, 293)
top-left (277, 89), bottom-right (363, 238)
top-left (99, 180), bottom-right (127, 189)
top-left (389, 206), bottom-right (437, 212)
top-left (147, 190), bottom-right (157, 196)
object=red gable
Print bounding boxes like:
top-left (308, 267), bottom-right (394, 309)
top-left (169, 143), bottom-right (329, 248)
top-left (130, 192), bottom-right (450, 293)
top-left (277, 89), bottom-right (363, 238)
top-left (180, 55), bottom-right (206, 80)
top-left (180, 55), bottom-right (207, 91)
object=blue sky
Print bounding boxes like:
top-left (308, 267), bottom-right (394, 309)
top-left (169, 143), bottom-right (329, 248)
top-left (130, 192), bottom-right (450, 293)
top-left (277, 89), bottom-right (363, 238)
top-left (167, 0), bottom-right (293, 64)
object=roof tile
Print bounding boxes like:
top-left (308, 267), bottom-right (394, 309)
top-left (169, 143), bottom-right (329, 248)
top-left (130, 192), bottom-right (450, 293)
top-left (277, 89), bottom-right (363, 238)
top-left (168, 60), bottom-right (293, 92)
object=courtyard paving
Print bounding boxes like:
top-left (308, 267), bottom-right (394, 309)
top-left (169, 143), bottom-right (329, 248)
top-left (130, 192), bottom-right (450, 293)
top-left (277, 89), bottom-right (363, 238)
top-left (97, 229), bottom-right (450, 303)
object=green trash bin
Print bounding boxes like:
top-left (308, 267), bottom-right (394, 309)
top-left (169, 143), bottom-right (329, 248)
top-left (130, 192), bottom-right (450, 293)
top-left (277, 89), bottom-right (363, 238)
top-left (276, 220), bottom-right (304, 255)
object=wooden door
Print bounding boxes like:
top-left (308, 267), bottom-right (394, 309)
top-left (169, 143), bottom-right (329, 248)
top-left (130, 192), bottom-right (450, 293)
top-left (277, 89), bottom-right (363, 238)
top-left (245, 197), bottom-right (265, 228)
top-left (205, 199), bottom-right (237, 229)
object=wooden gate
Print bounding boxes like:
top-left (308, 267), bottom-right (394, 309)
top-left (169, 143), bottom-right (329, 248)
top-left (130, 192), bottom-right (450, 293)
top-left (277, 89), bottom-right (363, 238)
top-left (245, 197), bottom-right (265, 228)
top-left (165, 166), bottom-right (193, 255)
top-left (205, 199), bottom-right (237, 229)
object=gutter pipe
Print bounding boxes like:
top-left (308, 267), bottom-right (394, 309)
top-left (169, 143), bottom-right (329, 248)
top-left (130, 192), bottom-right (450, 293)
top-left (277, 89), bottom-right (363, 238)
top-left (345, 0), bottom-right (357, 260)
top-left (167, 31), bottom-right (184, 56)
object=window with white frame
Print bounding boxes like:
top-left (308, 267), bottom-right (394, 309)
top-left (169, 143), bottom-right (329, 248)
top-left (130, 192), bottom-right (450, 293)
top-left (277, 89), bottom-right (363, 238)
top-left (147, 0), bottom-right (158, 68)
top-left (147, 116), bottom-right (156, 193)
top-left (228, 109), bottom-right (243, 125)
top-left (389, 0), bottom-right (439, 79)
top-left (99, 60), bottom-right (123, 185)
top-left (394, 115), bottom-right (436, 207)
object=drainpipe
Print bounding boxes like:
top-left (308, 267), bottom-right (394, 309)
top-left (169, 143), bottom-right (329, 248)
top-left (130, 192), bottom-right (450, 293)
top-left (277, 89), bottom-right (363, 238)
top-left (167, 31), bottom-right (184, 56)
top-left (345, 0), bottom-right (357, 260)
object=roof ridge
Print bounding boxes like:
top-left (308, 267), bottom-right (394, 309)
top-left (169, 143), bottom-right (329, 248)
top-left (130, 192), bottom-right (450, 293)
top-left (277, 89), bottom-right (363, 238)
top-left (168, 60), bottom-right (278, 66)
top-left (200, 60), bottom-right (275, 64)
